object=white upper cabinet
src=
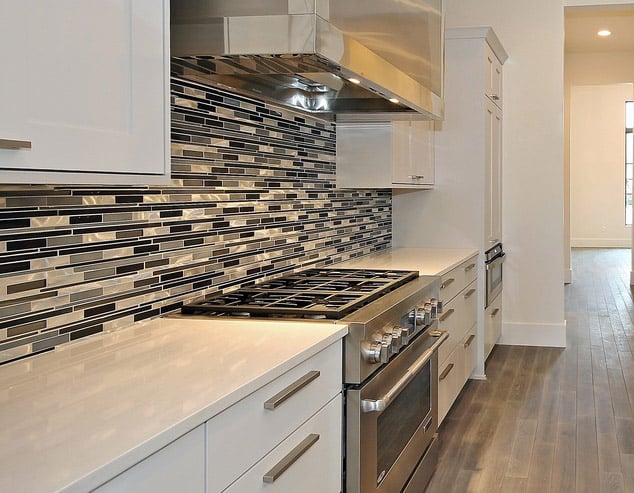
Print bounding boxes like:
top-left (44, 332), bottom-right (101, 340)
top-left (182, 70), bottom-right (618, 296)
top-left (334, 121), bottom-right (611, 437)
top-left (485, 98), bottom-right (503, 247)
top-left (0, 1), bottom-right (170, 184)
top-left (485, 44), bottom-right (503, 108)
top-left (336, 121), bottom-right (435, 189)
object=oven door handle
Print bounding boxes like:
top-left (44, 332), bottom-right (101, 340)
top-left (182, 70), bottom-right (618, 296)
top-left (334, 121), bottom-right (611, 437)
top-left (485, 252), bottom-right (505, 271)
top-left (361, 331), bottom-right (449, 414)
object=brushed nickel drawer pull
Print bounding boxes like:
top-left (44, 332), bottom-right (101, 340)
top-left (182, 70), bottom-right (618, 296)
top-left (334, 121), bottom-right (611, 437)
top-left (441, 278), bottom-right (455, 290)
top-left (464, 263), bottom-right (476, 272)
top-left (264, 370), bottom-right (320, 410)
top-left (439, 363), bottom-right (454, 381)
top-left (0, 139), bottom-right (31, 150)
top-left (464, 334), bottom-right (476, 348)
top-left (262, 433), bottom-right (320, 483)
top-left (464, 289), bottom-right (476, 299)
top-left (439, 308), bottom-right (455, 322)
top-left (491, 308), bottom-right (500, 317)
top-left (488, 94), bottom-right (500, 101)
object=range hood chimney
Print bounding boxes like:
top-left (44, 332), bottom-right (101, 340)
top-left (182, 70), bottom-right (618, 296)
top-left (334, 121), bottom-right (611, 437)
top-left (171, 0), bottom-right (444, 121)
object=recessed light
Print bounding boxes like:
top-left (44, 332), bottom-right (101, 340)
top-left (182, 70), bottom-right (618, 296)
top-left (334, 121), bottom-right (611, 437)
top-left (348, 78), bottom-right (361, 84)
top-left (597, 30), bottom-right (612, 37)
top-left (388, 98), bottom-right (400, 104)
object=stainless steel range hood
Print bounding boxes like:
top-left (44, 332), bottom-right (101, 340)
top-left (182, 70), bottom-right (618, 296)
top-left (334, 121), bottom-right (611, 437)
top-left (171, 0), bottom-right (444, 121)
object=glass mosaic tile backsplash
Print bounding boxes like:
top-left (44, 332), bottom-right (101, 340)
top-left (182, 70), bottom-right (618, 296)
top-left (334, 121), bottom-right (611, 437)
top-left (0, 70), bottom-right (392, 364)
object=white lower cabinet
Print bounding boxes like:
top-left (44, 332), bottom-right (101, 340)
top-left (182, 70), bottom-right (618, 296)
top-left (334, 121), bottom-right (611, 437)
top-left (92, 426), bottom-right (205, 493)
top-left (207, 341), bottom-right (343, 493)
top-left (223, 395), bottom-right (342, 493)
top-left (484, 295), bottom-right (502, 360)
top-left (438, 329), bottom-right (476, 424)
top-left (436, 255), bottom-right (479, 425)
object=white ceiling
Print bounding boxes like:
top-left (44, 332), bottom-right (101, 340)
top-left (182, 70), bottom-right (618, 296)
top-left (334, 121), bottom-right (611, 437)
top-left (565, 8), bottom-right (634, 53)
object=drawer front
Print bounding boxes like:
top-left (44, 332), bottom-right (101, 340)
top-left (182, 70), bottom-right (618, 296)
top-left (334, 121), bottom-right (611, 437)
top-left (463, 328), bottom-right (477, 379)
top-left (439, 256), bottom-right (478, 305)
top-left (207, 342), bottom-right (342, 492)
top-left (437, 280), bottom-right (477, 366)
top-left (438, 330), bottom-right (476, 425)
top-left (223, 394), bottom-right (342, 493)
top-left (485, 296), bottom-right (502, 361)
top-left (438, 344), bottom-right (463, 424)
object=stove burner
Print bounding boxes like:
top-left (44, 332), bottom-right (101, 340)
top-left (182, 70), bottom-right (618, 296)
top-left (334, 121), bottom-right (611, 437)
top-left (181, 268), bottom-right (419, 319)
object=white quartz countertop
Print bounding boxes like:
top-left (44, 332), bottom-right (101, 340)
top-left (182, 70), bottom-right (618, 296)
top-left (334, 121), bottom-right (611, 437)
top-left (333, 247), bottom-right (479, 276)
top-left (0, 317), bottom-right (347, 493)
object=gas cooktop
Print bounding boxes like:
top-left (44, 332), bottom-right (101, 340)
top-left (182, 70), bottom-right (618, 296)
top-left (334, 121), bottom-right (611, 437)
top-left (181, 268), bottom-right (419, 319)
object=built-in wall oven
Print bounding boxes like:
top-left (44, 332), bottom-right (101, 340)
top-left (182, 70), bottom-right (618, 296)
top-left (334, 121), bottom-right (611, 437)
top-left (485, 242), bottom-right (505, 307)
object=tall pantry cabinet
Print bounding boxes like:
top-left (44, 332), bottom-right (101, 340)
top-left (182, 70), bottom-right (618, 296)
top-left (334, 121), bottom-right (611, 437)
top-left (393, 27), bottom-right (507, 378)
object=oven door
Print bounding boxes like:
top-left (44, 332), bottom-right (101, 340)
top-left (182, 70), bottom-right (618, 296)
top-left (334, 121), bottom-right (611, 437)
top-left (346, 328), bottom-right (448, 493)
top-left (485, 251), bottom-right (505, 307)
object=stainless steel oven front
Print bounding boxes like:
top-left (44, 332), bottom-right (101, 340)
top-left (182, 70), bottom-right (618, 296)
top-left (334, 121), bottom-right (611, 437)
top-left (485, 243), bottom-right (505, 307)
top-left (346, 326), bottom-right (448, 493)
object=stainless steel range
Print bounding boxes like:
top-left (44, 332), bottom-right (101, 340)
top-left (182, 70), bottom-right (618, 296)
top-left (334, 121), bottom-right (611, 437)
top-left (181, 268), bottom-right (447, 493)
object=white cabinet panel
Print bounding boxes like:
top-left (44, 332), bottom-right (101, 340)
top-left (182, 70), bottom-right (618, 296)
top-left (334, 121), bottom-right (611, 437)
top-left (0, 0), bottom-right (169, 183)
top-left (485, 44), bottom-right (503, 108)
top-left (484, 295), bottom-right (502, 361)
top-left (485, 99), bottom-right (503, 246)
top-left (93, 426), bottom-right (205, 493)
top-left (336, 121), bottom-right (434, 189)
top-left (223, 395), bottom-right (342, 493)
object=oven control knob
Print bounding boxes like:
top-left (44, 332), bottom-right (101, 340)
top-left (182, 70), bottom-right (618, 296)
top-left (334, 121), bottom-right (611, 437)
top-left (431, 298), bottom-right (443, 315)
top-left (390, 326), bottom-right (403, 353)
top-left (400, 326), bottom-right (411, 345)
top-left (417, 305), bottom-right (432, 326)
top-left (361, 340), bottom-right (384, 364)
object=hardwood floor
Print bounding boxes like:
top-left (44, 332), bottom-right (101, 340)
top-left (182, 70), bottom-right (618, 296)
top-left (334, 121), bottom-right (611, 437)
top-left (427, 248), bottom-right (634, 493)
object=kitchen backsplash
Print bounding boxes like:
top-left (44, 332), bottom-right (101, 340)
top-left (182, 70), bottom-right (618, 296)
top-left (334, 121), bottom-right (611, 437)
top-left (0, 68), bottom-right (392, 364)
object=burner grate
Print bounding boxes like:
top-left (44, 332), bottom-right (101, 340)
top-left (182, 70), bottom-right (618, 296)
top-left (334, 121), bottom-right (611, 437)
top-left (181, 268), bottom-right (419, 319)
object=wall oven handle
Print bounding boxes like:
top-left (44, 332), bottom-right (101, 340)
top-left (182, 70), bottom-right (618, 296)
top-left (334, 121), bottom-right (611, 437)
top-left (361, 331), bottom-right (449, 414)
top-left (485, 252), bottom-right (505, 271)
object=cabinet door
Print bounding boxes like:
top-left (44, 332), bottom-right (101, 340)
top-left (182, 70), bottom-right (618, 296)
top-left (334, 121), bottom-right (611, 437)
top-left (0, 1), bottom-right (168, 181)
top-left (485, 45), bottom-right (502, 108)
top-left (93, 426), bottom-right (205, 493)
top-left (485, 99), bottom-right (503, 247)
top-left (391, 121), bottom-right (435, 186)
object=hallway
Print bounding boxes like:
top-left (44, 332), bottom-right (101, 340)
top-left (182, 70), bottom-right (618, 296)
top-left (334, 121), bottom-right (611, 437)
top-left (426, 248), bottom-right (634, 492)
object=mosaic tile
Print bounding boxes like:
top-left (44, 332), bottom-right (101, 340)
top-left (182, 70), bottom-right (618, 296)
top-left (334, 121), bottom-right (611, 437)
top-left (0, 66), bottom-right (391, 363)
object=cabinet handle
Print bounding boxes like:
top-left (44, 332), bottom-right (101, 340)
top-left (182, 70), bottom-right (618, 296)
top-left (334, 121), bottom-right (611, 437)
top-left (491, 308), bottom-right (500, 317)
top-left (408, 174), bottom-right (425, 180)
top-left (464, 288), bottom-right (476, 299)
top-left (439, 363), bottom-right (454, 381)
top-left (464, 334), bottom-right (476, 348)
top-left (264, 370), bottom-right (320, 410)
top-left (440, 278), bottom-right (455, 290)
top-left (487, 94), bottom-right (500, 101)
top-left (0, 139), bottom-right (31, 150)
top-left (262, 433), bottom-right (320, 483)
top-left (464, 263), bottom-right (476, 272)
top-left (439, 308), bottom-right (455, 322)
top-left (489, 239), bottom-right (500, 244)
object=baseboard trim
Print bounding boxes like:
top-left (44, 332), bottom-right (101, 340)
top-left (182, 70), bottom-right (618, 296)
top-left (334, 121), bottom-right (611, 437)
top-left (571, 238), bottom-right (632, 248)
top-left (500, 320), bottom-right (567, 347)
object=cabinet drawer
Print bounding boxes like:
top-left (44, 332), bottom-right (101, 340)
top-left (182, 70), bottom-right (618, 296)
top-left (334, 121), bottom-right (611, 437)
top-left (223, 394), bottom-right (342, 493)
top-left (439, 256), bottom-right (478, 305)
top-left (485, 295), bottom-right (502, 361)
top-left (438, 330), bottom-right (476, 425)
top-left (437, 279), bottom-right (477, 366)
top-left (207, 342), bottom-right (342, 492)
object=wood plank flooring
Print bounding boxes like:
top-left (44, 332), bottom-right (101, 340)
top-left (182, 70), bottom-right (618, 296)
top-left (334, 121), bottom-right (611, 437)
top-left (426, 248), bottom-right (634, 493)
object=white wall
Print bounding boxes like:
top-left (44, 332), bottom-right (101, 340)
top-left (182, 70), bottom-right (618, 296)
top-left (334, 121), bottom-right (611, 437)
top-left (570, 83), bottom-right (633, 247)
top-left (440, 0), bottom-right (567, 346)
